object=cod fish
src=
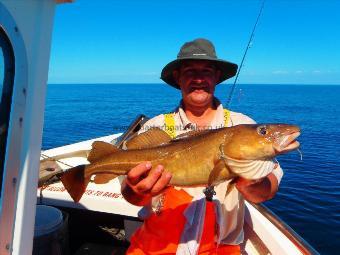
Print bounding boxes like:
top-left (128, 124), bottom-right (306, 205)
top-left (60, 124), bottom-right (301, 202)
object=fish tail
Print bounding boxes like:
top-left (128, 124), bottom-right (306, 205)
top-left (60, 165), bottom-right (90, 202)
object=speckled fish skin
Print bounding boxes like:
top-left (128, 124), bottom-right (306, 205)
top-left (88, 124), bottom-right (300, 183)
top-left (60, 124), bottom-right (300, 202)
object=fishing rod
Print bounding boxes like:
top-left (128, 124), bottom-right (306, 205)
top-left (203, 0), bottom-right (267, 200)
top-left (226, 0), bottom-right (266, 107)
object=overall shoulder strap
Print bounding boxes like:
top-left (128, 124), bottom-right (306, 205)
top-left (223, 108), bottom-right (230, 127)
top-left (164, 113), bottom-right (176, 138)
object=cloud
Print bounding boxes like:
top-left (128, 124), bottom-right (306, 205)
top-left (272, 70), bottom-right (289, 74)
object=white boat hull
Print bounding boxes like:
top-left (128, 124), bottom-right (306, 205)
top-left (38, 134), bottom-right (318, 255)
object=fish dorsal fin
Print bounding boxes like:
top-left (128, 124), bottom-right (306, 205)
top-left (88, 141), bottom-right (120, 163)
top-left (125, 128), bottom-right (172, 149)
top-left (172, 129), bottom-right (212, 141)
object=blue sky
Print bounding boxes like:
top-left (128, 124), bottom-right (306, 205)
top-left (48, 0), bottom-right (340, 85)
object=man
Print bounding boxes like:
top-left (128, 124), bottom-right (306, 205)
top-left (122, 38), bottom-right (283, 254)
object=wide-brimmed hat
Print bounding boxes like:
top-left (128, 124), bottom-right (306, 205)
top-left (161, 38), bottom-right (238, 89)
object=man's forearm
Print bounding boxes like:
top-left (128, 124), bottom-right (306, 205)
top-left (236, 173), bottom-right (279, 203)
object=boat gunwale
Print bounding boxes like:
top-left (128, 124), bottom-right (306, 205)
top-left (249, 202), bottom-right (319, 255)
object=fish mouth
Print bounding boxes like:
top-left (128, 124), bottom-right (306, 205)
top-left (273, 131), bottom-right (301, 153)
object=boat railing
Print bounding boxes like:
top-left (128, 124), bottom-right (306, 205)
top-left (113, 114), bottom-right (149, 148)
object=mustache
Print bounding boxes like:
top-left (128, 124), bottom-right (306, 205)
top-left (188, 83), bottom-right (210, 92)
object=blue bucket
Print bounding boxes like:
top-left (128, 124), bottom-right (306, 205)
top-left (33, 205), bottom-right (69, 255)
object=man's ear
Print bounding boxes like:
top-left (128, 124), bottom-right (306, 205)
top-left (215, 69), bottom-right (221, 81)
top-left (173, 70), bottom-right (179, 84)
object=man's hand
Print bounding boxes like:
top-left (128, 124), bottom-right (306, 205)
top-left (121, 162), bottom-right (172, 206)
top-left (235, 172), bottom-right (279, 204)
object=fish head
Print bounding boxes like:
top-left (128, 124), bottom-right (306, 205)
top-left (223, 124), bottom-right (301, 160)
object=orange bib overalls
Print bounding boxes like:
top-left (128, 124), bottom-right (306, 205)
top-left (127, 110), bottom-right (240, 255)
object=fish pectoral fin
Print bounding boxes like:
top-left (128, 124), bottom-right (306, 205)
top-left (93, 173), bottom-right (118, 184)
top-left (208, 160), bottom-right (234, 186)
top-left (125, 128), bottom-right (172, 149)
top-left (88, 141), bottom-right (120, 163)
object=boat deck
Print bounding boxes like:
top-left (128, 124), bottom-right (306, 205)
top-left (50, 205), bottom-right (270, 255)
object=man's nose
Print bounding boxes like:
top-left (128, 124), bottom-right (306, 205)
top-left (192, 72), bottom-right (204, 83)
top-left (193, 78), bottom-right (204, 83)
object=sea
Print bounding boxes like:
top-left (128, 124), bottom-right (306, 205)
top-left (42, 83), bottom-right (340, 255)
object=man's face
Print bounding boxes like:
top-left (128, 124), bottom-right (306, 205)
top-left (174, 60), bottom-right (221, 108)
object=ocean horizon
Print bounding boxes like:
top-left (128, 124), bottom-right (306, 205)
top-left (47, 82), bottom-right (340, 86)
top-left (43, 83), bottom-right (340, 254)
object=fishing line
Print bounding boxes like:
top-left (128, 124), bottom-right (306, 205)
top-left (226, 0), bottom-right (266, 107)
top-left (204, 0), bottom-right (267, 201)
top-left (297, 148), bottom-right (303, 161)
top-left (41, 152), bottom-right (75, 168)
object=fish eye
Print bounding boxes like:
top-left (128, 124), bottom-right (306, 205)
top-left (257, 126), bottom-right (267, 136)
